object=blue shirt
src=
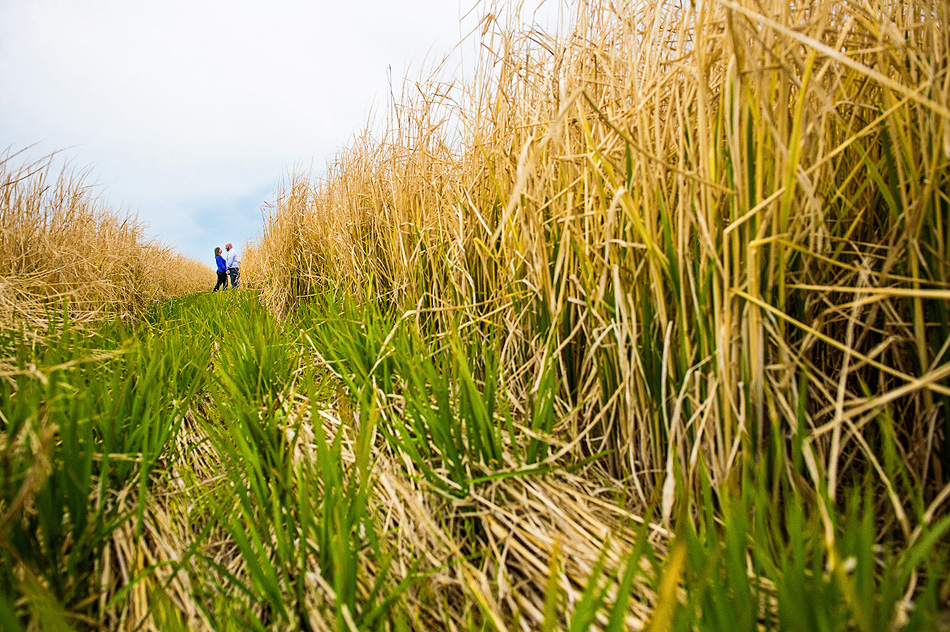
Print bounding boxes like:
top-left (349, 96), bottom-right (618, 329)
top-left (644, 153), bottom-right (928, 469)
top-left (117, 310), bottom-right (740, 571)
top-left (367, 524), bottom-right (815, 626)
top-left (216, 254), bottom-right (227, 273)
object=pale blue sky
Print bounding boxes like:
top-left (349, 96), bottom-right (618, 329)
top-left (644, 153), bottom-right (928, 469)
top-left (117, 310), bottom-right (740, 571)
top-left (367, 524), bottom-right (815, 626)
top-left (1, 0), bottom-right (558, 264)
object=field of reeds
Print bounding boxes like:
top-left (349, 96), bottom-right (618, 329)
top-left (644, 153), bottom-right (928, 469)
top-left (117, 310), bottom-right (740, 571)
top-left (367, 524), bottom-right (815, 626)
top-left (2, 0), bottom-right (950, 629)
top-left (0, 150), bottom-right (212, 329)
top-left (243, 0), bottom-right (950, 626)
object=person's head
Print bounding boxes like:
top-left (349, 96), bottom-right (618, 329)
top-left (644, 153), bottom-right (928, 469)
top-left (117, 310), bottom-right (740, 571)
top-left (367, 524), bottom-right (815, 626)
top-left (225, 242), bottom-right (233, 251)
top-left (215, 247), bottom-right (222, 256)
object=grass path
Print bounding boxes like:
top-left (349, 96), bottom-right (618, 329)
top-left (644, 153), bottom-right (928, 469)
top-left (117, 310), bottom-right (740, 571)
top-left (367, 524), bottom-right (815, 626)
top-left (1, 290), bottom-right (948, 631)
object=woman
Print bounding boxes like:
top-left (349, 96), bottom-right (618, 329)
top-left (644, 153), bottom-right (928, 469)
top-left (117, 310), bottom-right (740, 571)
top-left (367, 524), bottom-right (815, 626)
top-left (213, 247), bottom-right (228, 291)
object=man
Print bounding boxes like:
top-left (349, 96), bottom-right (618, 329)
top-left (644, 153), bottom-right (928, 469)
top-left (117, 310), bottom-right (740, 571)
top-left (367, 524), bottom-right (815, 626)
top-left (225, 242), bottom-right (241, 288)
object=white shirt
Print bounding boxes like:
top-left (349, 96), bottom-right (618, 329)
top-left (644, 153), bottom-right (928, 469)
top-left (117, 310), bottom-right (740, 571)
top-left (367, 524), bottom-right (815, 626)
top-left (225, 248), bottom-right (240, 269)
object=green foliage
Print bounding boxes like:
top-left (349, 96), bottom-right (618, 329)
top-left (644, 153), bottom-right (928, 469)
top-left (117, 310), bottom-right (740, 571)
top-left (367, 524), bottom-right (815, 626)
top-left (0, 306), bottom-right (207, 625)
top-left (301, 293), bottom-right (558, 500)
top-left (645, 462), bottom-right (950, 632)
top-left (166, 292), bottom-right (402, 631)
top-left (2, 288), bottom-right (948, 630)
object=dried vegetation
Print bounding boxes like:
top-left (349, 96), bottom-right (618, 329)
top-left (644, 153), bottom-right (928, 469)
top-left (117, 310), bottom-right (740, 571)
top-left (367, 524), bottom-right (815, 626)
top-left (249, 0), bottom-right (950, 524)
top-left (0, 150), bottom-right (212, 330)
top-left (241, 0), bottom-right (950, 626)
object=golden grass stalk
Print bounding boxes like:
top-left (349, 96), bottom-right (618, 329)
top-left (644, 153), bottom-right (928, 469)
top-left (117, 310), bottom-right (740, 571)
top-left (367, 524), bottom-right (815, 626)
top-left (246, 0), bottom-right (950, 516)
top-left (0, 151), bottom-right (213, 330)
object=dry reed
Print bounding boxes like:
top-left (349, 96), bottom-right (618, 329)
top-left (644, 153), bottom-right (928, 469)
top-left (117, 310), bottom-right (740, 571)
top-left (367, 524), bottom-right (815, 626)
top-left (0, 150), bottom-right (212, 330)
top-left (246, 0), bottom-right (950, 547)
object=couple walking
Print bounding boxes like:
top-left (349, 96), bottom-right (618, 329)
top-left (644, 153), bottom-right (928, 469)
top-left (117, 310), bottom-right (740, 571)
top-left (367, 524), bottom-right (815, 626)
top-left (213, 242), bottom-right (241, 291)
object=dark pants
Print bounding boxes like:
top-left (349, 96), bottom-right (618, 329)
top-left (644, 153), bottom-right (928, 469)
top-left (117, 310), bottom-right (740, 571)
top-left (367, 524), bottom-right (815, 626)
top-left (213, 271), bottom-right (228, 291)
top-left (229, 267), bottom-right (240, 287)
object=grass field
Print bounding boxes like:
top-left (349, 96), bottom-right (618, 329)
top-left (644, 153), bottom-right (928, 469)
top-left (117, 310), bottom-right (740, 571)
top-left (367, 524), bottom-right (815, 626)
top-left (2, 0), bottom-right (950, 629)
top-left (2, 290), bottom-right (947, 630)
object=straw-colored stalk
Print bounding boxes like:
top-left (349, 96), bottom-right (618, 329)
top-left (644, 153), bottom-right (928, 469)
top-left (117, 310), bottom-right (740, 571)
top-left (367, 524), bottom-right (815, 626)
top-left (0, 151), bottom-right (213, 330)
top-left (246, 0), bottom-right (950, 520)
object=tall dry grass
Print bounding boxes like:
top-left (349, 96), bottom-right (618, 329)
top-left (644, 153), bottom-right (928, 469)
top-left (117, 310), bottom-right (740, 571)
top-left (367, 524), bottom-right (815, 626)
top-left (0, 150), bottom-right (213, 329)
top-left (247, 0), bottom-right (950, 524)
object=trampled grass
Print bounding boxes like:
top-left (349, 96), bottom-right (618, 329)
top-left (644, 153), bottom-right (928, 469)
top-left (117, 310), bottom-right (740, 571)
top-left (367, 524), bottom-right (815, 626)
top-left (1, 291), bottom-right (947, 629)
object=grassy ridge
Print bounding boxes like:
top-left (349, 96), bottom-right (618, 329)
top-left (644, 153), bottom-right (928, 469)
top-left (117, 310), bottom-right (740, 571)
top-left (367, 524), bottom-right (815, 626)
top-left (1, 292), bottom-right (946, 629)
top-left (0, 302), bottom-right (209, 629)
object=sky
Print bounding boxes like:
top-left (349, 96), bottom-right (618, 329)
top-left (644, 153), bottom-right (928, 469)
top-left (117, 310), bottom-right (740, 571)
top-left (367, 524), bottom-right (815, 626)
top-left (0, 0), bottom-right (557, 264)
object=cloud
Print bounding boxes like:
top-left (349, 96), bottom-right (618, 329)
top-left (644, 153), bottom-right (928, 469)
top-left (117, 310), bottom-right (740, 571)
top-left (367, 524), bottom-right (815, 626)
top-left (0, 0), bottom-right (555, 262)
